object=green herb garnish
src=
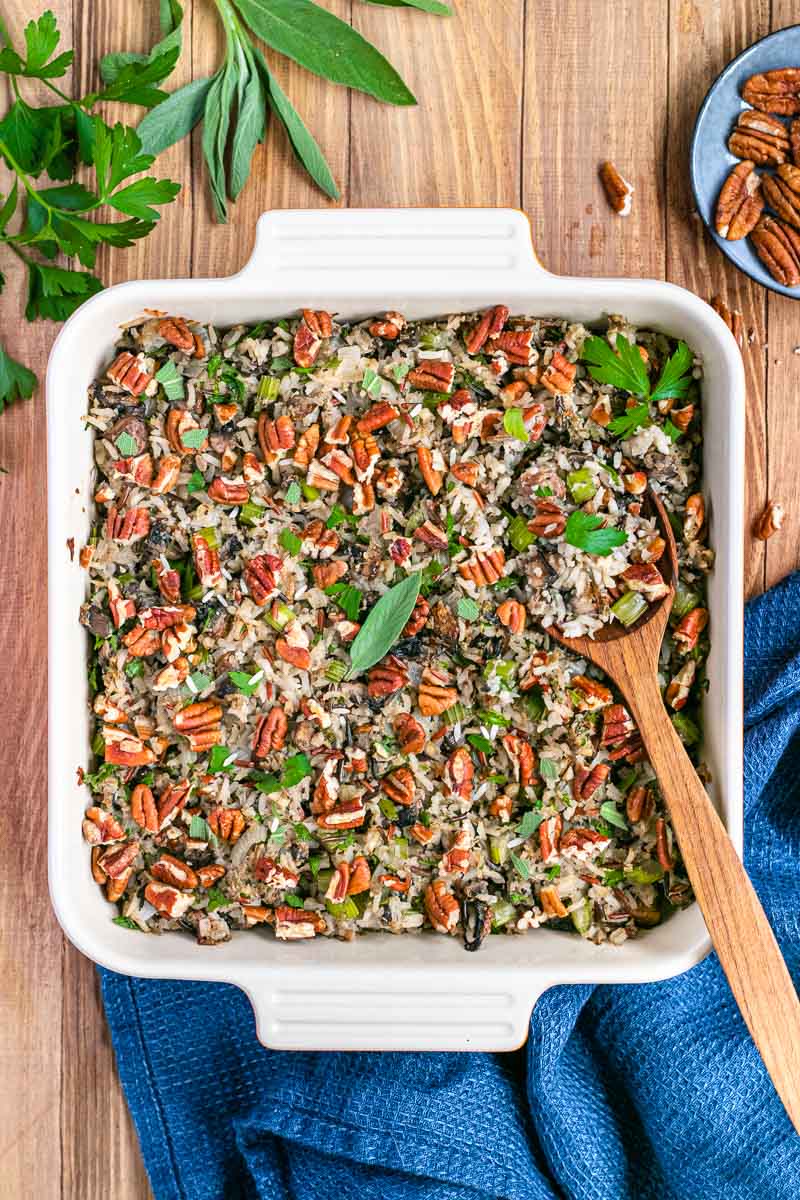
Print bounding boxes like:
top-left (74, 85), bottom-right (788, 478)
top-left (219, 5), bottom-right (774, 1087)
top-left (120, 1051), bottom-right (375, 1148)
top-left (503, 407), bottom-right (528, 443)
top-left (608, 403), bottom-right (650, 439)
top-left (599, 802), bottom-right (628, 831)
top-left (346, 572), bottom-right (421, 677)
top-left (228, 669), bottom-right (263, 696)
top-left (186, 670), bottom-right (213, 694)
top-left (324, 582), bottom-right (363, 622)
top-left (516, 810), bottom-right (544, 838)
top-left (510, 852), bottom-right (530, 880)
top-left (115, 431), bottom-right (139, 457)
top-left (206, 886), bottom-right (229, 912)
top-left (285, 480), bottom-right (301, 505)
top-left (186, 469), bottom-right (206, 495)
top-left (155, 358), bottom-right (185, 400)
top-left (457, 596), bottom-right (480, 621)
top-left (582, 335), bottom-right (694, 438)
top-left (466, 733), bottom-right (493, 754)
top-left (563, 510), bottom-right (627, 557)
top-left (112, 915), bottom-right (140, 931)
top-left (207, 744), bottom-right (236, 773)
top-left (538, 758), bottom-right (558, 781)
top-left (278, 528), bottom-right (303, 555)
top-left (180, 427), bottom-right (207, 450)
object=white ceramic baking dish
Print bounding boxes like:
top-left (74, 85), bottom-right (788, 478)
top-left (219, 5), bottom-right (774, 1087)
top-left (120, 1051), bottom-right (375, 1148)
top-left (47, 208), bottom-right (745, 1052)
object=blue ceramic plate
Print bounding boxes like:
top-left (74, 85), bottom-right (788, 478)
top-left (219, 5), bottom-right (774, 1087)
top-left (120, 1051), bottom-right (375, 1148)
top-left (691, 24), bottom-right (800, 299)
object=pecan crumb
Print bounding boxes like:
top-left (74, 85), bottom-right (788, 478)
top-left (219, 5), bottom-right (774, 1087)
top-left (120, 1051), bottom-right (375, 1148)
top-left (753, 499), bottom-right (785, 540)
top-left (599, 161), bottom-right (634, 216)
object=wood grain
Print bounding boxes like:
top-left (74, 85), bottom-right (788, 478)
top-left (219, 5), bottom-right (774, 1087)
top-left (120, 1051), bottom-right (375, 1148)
top-left (0, 0), bottom-right (797, 1195)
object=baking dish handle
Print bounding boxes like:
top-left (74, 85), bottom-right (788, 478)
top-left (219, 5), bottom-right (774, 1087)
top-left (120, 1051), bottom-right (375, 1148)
top-left (235, 208), bottom-right (551, 287)
top-left (245, 978), bottom-right (548, 1053)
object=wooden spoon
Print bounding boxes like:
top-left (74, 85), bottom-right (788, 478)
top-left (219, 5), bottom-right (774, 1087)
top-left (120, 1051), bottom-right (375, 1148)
top-left (548, 490), bottom-right (800, 1133)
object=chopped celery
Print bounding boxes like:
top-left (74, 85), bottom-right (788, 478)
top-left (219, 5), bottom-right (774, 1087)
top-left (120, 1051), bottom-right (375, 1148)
top-left (672, 711), bottom-right (700, 746)
top-left (394, 837), bottom-right (409, 859)
top-left (624, 859), bottom-right (664, 885)
top-left (441, 701), bottom-right (470, 725)
top-left (379, 796), bottom-right (399, 821)
top-left (567, 467), bottom-right (597, 504)
top-left (491, 899), bottom-right (517, 928)
top-left (257, 376), bottom-right (280, 404)
top-left (317, 868), bottom-right (333, 891)
top-left (476, 708), bottom-right (512, 728)
top-left (611, 590), bottom-right (648, 627)
top-left (238, 501), bottom-right (265, 527)
top-left (484, 658), bottom-right (516, 684)
top-left (324, 660), bottom-right (347, 683)
top-left (489, 834), bottom-right (508, 866)
top-left (198, 526), bottom-right (219, 550)
top-left (506, 514), bottom-right (536, 553)
top-left (672, 583), bottom-right (700, 618)
top-left (326, 897), bottom-right (359, 919)
top-left (301, 482), bottom-right (320, 501)
top-left (264, 601), bottom-right (295, 631)
top-left (571, 898), bottom-right (593, 936)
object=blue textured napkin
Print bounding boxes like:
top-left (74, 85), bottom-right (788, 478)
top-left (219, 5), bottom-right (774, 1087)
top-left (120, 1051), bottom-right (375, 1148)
top-left (100, 574), bottom-right (800, 1200)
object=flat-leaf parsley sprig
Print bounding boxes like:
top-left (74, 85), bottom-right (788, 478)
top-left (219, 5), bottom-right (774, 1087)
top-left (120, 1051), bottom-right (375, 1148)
top-left (581, 334), bottom-right (695, 439)
top-left (0, 9), bottom-right (181, 416)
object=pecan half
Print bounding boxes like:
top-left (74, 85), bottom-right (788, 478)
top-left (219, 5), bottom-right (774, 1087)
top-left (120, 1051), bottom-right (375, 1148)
top-left (742, 68), bottom-right (800, 116)
top-left (122, 626), bottom-right (161, 657)
top-left (655, 817), bottom-right (674, 870)
top-left (153, 558), bottom-right (181, 603)
top-left (414, 519), bottom-right (449, 550)
top-left (208, 477), bottom-right (249, 505)
top-left (107, 351), bottom-right (152, 396)
top-left (673, 606), bottom-right (708, 653)
top-left (173, 700), bottom-right (222, 751)
top-left (316, 799), bottom-right (367, 830)
top-left (502, 733), bottom-right (536, 787)
top-left (356, 401), bottom-right (400, 434)
top-left (465, 304), bottom-right (509, 354)
top-left (275, 637), bottom-right (311, 670)
top-left (485, 329), bottom-right (534, 366)
top-left (683, 492), bottom-right (705, 541)
top-left (145, 881), bottom-right (194, 918)
top-left (540, 352), bottom-right (576, 395)
top-left (345, 856), bottom-right (371, 895)
top-left (599, 160), bottom-right (634, 215)
top-left (571, 675), bottom-right (613, 711)
top-left (538, 814), bottom-right (562, 861)
top-left (131, 784), bottom-right (159, 832)
top-left (350, 429), bottom-right (381, 478)
top-left (418, 666), bottom-right (457, 716)
top-left (321, 448), bottom-right (355, 484)
top-left (294, 309), bottom-right (332, 368)
top-left (402, 595), bottom-right (430, 637)
top-left (244, 553), bottom-right (281, 605)
top-left (207, 807), bottom-right (246, 843)
top-left (416, 445), bottom-right (443, 495)
top-left (444, 747), bottom-right (473, 800)
top-left (150, 454), bottom-right (182, 494)
top-left (424, 880), bottom-right (459, 933)
top-left (496, 598), bottom-right (526, 633)
top-left (665, 659), bottom-right (697, 711)
top-left (369, 311), bottom-right (406, 339)
top-left (407, 360), bottom-right (454, 394)
top-left (82, 806), bottom-right (126, 845)
top-left (715, 161), bottom-right (763, 240)
top-left (450, 460), bottom-right (480, 487)
top-left (626, 785), bottom-right (654, 824)
top-left (106, 505), bottom-right (150, 543)
top-left (761, 163), bottom-right (800, 229)
top-left (393, 712), bottom-right (425, 754)
top-left (381, 765), bottom-right (415, 806)
top-left (159, 781), bottom-right (192, 830)
top-left (258, 413), bottom-right (295, 460)
top-left (157, 316), bottom-right (194, 351)
top-left (306, 459), bottom-right (341, 492)
top-left (253, 706), bottom-right (288, 757)
top-left (99, 841), bottom-right (140, 879)
top-left (620, 562), bottom-right (669, 601)
top-left (754, 499), bottom-right (785, 540)
top-left (293, 423), bottom-right (320, 467)
top-left (274, 907), bottom-right (327, 939)
top-left (530, 498), bottom-right (566, 538)
top-left (440, 828), bottom-right (471, 875)
top-left (457, 547), bottom-right (506, 586)
top-left (151, 853), bottom-right (199, 891)
top-left (708, 295), bottom-right (744, 350)
top-left (192, 533), bottom-right (222, 588)
top-left (601, 703), bottom-right (643, 762)
top-left (750, 215), bottom-right (800, 285)
top-left (367, 656), bottom-right (408, 698)
top-left (728, 109), bottom-right (790, 165)
top-left (539, 885), bottom-right (568, 919)
top-left (312, 559), bottom-right (347, 589)
top-left (571, 761), bottom-right (610, 801)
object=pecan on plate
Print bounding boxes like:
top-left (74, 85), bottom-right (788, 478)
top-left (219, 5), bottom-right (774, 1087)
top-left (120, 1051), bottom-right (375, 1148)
top-left (417, 667), bottom-right (457, 716)
top-left (485, 328), bottom-right (535, 366)
top-left (714, 161), bottom-right (763, 240)
top-left (107, 351), bottom-right (152, 396)
top-left (742, 68), bottom-right (800, 116)
top-left (753, 498), bottom-right (785, 540)
top-left (599, 160), bottom-right (634, 215)
top-left (465, 304), bottom-right (509, 355)
top-left (728, 109), bottom-right (790, 166)
top-left (356, 401), bottom-right (399, 434)
top-left (424, 881), bottom-right (459, 933)
top-left (316, 799), bottom-right (367, 830)
top-left (294, 309), bottom-right (332, 368)
top-left (761, 163), bottom-right (800, 229)
top-left (407, 360), bottom-right (454, 394)
top-left (571, 761), bottom-right (610, 802)
top-left (708, 295), bottom-right (745, 350)
top-left (750, 215), bottom-right (800, 286)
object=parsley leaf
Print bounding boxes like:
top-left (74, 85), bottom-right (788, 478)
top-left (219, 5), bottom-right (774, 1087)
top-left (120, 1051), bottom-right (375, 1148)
top-left (582, 334), bottom-right (649, 397)
top-left (278, 528), bottom-right (303, 555)
top-left (516, 810), bottom-right (544, 838)
top-left (650, 341), bottom-right (694, 404)
top-left (607, 402), bottom-right (650, 439)
top-left (457, 596), bottom-right (479, 621)
top-left (24, 261), bottom-right (103, 321)
top-left (0, 344), bottom-right (36, 413)
top-left (510, 852), bottom-right (530, 880)
top-left (324, 581), bottom-right (363, 622)
top-left (228, 669), bottom-right (264, 697)
top-left (503, 407), bottom-right (528, 443)
top-left (563, 510), bottom-right (628, 557)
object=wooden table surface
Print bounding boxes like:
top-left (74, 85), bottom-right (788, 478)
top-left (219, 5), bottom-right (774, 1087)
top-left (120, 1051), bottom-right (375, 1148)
top-left (1, 1), bottom-right (796, 1195)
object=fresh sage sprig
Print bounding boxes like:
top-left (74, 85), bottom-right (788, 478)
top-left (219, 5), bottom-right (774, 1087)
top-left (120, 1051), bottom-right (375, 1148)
top-left (0, 9), bottom-right (181, 414)
top-left (135, 0), bottom-right (448, 220)
top-left (346, 572), bottom-right (422, 678)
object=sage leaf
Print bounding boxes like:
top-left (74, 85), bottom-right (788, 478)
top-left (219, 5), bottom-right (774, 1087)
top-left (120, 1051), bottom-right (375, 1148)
top-left (230, 57), bottom-right (266, 201)
top-left (100, 0), bottom-right (183, 84)
top-left (137, 75), bottom-right (213, 157)
top-left (234, 0), bottom-right (416, 106)
top-left (363, 0), bottom-right (451, 11)
top-left (256, 50), bottom-right (339, 200)
top-left (202, 67), bottom-right (235, 221)
top-left (346, 572), bottom-right (421, 678)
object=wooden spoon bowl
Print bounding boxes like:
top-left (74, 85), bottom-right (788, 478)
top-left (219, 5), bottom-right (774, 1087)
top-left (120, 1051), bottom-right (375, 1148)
top-left (548, 490), bottom-right (800, 1133)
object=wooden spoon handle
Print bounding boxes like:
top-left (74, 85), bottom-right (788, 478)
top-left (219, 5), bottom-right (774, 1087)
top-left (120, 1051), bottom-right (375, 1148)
top-left (625, 678), bottom-right (800, 1133)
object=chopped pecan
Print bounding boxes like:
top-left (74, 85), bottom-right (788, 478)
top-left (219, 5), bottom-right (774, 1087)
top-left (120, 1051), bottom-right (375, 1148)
top-left (626, 785), bottom-right (654, 824)
top-left (402, 594), bottom-right (430, 637)
top-left (98, 840), bottom-right (139, 879)
top-left (293, 422), bottom-right (320, 467)
top-left (669, 403), bottom-right (695, 433)
top-left (560, 826), bottom-right (610, 853)
top-left (197, 864), bottom-right (226, 888)
top-left (157, 316), bottom-right (195, 351)
top-left (429, 599), bottom-right (459, 640)
top-left (166, 408), bottom-right (206, 456)
top-left (313, 559), bottom-right (347, 589)
top-left (192, 533), bottom-right (222, 588)
top-left (715, 161), bottom-right (763, 240)
top-left (465, 304), bottom-right (509, 354)
top-left (750, 215), bottom-right (800, 285)
top-left (207, 807), bottom-right (246, 843)
top-left (253, 706), bottom-right (288, 757)
top-left (241, 905), bottom-right (271, 926)
top-left (416, 445), bottom-right (443, 495)
top-left (621, 562), bottom-right (669, 601)
top-left (321, 448), bottom-right (355, 484)
top-left (152, 658), bottom-right (189, 690)
top-left (601, 703), bottom-right (643, 762)
top-left (381, 765), bottom-right (415, 806)
top-left (393, 712), bottom-right (426, 754)
top-left (356, 401), bottom-right (399, 434)
top-left (539, 814), bottom-right (563, 861)
top-left (530, 498), bottom-right (566, 538)
top-left (655, 816), bottom-right (674, 870)
top-left (450, 460), bottom-right (480, 487)
top-left (754, 499), bottom-right (785, 540)
top-left (408, 360), bottom-right (454, 394)
top-left (306, 459), bottom-right (341, 492)
top-left (139, 604), bottom-right (194, 630)
top-left (571, 675), bottom-right (614, 711)
top-left (708, 295), bottom-right (745, 351)
top-left (122, 626), bottom-right (161, 657)
top-left (761, 163), bottom-right (800, 229)
top-left (325, 863), bottom-right (350, 903)
top-left (414, 519), bottom-right (449, 550)
top-left (131, 783), bottom-right (159, 832)
top-left (485, 329), bottom-right (534, 366)
top-left (274, 907), bottom-right (327, 939)
top-left (424, 880), bottom-right (459, 933)
top-left (275, 637), bottom-right (311, 670)
top-left (539, 885), bottom-right (568, 918)
top-left (153, 558), bottom-right (181, 603)
top-left (541, 352), bottom-right (576, 394)
top-left (728, 109), bottom-right (790, 166)
top-left (683, 493), bottom-right (705, 541)
top-left (106, 505), bottom-right (150, 543)
top-left (82, 806), bottom-right (126, 845)
top-left (253, 857), bottom-right (299, 890)
top-left (208, 477), bottom-right (249, 505)
top-left (599, 160), bottom-right (634, 215)
top-left (502, 733), bottom-right (536, 787)
top-left (411, 821), bottom-right (436, 843)
top-left (444, 747), bottom-right (473, 800)
top-left (622, 469), bottom-right (647, 495)
top-left (157, 780), bottom-right (191, 829)
top-left (369, 311), bottom-right (406, 339)
top-left (316, 799), bottom-right (367, 830)
top-left (244, 553), bottom-right (281, 606)
top-left (572, 761), bottom-right (610, 801)
top-left (303, 520), bottom-right (339, 558)
top-left (173, 700), bottom-right (222, 751)
top-left (149, 453), bottom-right (181, 494)
top-left (294, 309), bottom-right (332, 368)
top-left (351, 481), bottom-right (376, 515)
top-left (242, 451), bottom-right (264, 484)
top-left (457, 547), bottom-right (506, 586)
top-left (665, 659), bottom-right (697, 711)
top-left (144, 881), bottom-right (194, 919)
top-left (418, 667), bottom-right (457, 716)
top-left (115, 452), bottom-right (153, 486)
top-left (389, 537), bottom-right (412, 565)
top-left (367, 656), bottom-right (409, 698)
top-left (496, 598), bottom-right (526, 633)
top-left (489, 791), bottom-right (514, 821)
top-left (440, 827), bottom-right (471, 875)
top-left (742, 68), bottom-right (800, 116)
top-left (107, 581), bottom-right (136, 628)
top-left (258, 413), bottom-right (295, 461)
top-left (151, 853), bottom-right (199, 891)
top-left (350, 430), bottom-right (381, 479)
top-left (673, 606), bottom-right (708, 653)
top-left (108, 351), bottom-right (152, 396)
